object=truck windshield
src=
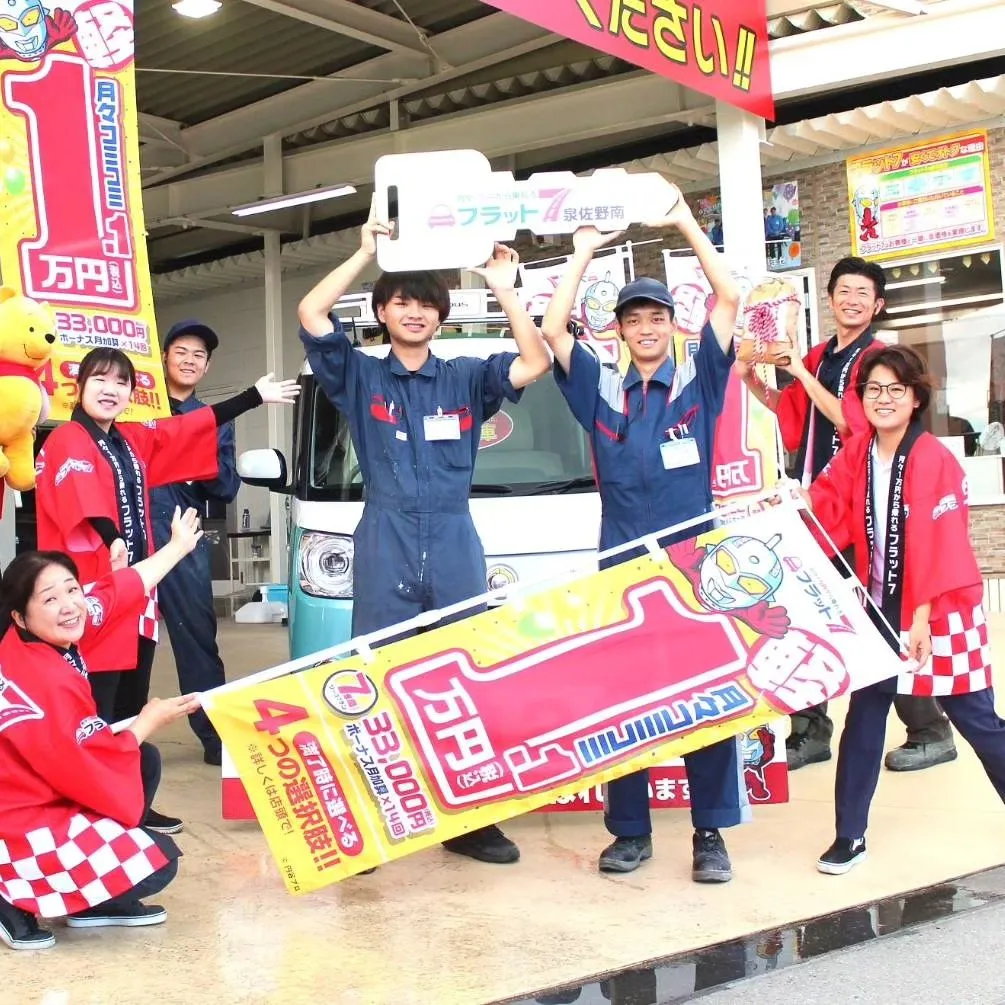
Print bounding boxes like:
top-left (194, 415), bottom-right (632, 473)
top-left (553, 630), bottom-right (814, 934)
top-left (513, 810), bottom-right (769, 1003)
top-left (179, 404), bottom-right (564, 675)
top-left (299, 372), bottom-right (596, 501)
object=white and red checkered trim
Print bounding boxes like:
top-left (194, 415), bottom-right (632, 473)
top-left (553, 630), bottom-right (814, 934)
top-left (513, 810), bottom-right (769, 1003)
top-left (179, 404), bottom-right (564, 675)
top-left (0, 812), bottom-right (169, 919)
top-left (898, 604), bottom-right (993, 697)
top-left (138, 587), bottom-right (158, 643)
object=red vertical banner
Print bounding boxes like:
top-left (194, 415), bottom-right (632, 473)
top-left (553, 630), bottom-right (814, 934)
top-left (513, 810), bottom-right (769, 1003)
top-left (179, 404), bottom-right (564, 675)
top-left (0, 2), bottom-right (168, 421)
top-left (478, 0), bottom-right (774, 120)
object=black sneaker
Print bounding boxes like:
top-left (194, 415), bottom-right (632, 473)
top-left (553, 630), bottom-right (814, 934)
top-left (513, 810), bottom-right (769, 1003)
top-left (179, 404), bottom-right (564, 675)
top-left (143, 809), bottom-right (183, 835)
top-left (786, 732), bottom-right (832, 771)
top-left (203, 746), bottom-right (223, 767)
top-left (692, 829), bottom-right (732, 883)
top-left (442, 824), bottom-right (519, 864)
top-left (598, 835), bottom-right (652, 873)
top-left (0, 903), bottom-right (55, 950)
top-left (817, 837), bottom-right (867, 875)
top-left (66, 901), bottom-right (167, 928)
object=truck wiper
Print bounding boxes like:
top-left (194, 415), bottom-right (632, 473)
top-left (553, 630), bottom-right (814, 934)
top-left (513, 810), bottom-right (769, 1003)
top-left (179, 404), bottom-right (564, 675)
top-left (527, 476), bottom-right (597, 495)
top-left (470, 483), bottom-right (515, 495)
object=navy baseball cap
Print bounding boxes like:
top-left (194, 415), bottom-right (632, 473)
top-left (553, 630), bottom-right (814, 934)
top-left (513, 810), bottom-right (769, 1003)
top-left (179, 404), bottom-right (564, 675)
top-left (162, 320), bottom-right (220, 356)
top-left (615, 278), bottom-right (675, 318)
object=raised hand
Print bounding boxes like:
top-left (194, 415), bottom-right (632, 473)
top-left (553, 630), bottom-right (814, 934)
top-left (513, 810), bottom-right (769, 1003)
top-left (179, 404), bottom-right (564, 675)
top-left (361, 193), bottom-right (394, 257)
top-left (572, 226), bottom-right (625, 257)
top-left (466, 243), bottom-right (520, 293)
top-left (109, 538), bottom-right (128, 571)
top-left (169, 506), bottom-right (204, 557)
top-left (254, 372), bottom-right (301, 405)
top-left (642, 182), bottom-right (690, 230)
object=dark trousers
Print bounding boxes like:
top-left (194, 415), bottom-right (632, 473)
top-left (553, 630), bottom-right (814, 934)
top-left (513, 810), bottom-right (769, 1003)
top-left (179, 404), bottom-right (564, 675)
top-left (793, 694), bottom-right (953, 745)
top-left (98, 743), bottom-right (179, 909)
top-left (835, 682), bottom-right (1005, 839)
top-left (89, 636), bottom-right (157, 725)
top-left (604, 737), bottom-right (746, 836)
top-left (152, 528), bottom-right (224, 754)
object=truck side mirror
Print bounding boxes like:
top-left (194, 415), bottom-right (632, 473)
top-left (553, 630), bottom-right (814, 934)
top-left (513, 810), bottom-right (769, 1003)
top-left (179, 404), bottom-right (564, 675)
top-left (238, 448), bottom-right (291, 494)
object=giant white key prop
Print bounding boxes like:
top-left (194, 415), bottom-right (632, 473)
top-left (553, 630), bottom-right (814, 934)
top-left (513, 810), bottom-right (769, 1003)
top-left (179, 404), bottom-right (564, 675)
top-left (373, 149), bottom-right (679, 272)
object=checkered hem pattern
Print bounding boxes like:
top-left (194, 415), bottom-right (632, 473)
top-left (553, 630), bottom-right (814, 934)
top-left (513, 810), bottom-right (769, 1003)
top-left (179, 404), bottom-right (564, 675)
top-left (138, 587), bottom-right (158, 643)
top-left (0, 812), bottom-right (169, 919)
top-left (897, 604), bottom-right (994, 697)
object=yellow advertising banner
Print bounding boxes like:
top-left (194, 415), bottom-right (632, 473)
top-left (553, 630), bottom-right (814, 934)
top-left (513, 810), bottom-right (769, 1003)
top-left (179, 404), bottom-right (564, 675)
top-left (0, 2), bottom-right (168, 420)
top-left (204, 507), bottom-right (902, 895)
top-left (847, 130), bottom-right (995, 262)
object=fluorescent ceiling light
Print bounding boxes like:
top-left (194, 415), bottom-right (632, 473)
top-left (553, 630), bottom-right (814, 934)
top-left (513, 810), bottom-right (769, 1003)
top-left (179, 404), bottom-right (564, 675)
top-left (232, 185), bottom-right (357, 217)
top-left (172, 0), bottom-right (221, 17)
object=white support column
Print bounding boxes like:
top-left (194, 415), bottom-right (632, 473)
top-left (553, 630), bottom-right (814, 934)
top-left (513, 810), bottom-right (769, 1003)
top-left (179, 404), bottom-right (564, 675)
top-left (715, 101), bottom-right (768, 277)
top-left (263, 134), bottom-right (289, 585)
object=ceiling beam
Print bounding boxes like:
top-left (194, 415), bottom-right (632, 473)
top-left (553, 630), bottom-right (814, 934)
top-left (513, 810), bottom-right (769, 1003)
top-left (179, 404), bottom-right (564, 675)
top-left (142, 12), bottom-right (555, 181)
top-left (143, 73), bottom-right (712, 225)
top-left (237, 0), bottom-right (431, 55)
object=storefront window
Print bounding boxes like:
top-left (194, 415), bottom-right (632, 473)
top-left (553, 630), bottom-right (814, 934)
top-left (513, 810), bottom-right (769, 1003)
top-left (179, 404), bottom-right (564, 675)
top-left (877, 247), bottom-right (1005, 502)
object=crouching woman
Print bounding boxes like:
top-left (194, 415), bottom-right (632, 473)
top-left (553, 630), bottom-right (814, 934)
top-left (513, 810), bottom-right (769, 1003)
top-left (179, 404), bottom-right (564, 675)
top-left (805, 344), bottom-right (1005, 875)
top-left (0, 506), bottom-right (206, 950)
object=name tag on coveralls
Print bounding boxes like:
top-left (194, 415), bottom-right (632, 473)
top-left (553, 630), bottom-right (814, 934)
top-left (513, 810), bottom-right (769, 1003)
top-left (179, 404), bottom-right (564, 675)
top-left (660, 436), bottom-right (700, 470)
top-left (424, 412), bottom-right (461, 441)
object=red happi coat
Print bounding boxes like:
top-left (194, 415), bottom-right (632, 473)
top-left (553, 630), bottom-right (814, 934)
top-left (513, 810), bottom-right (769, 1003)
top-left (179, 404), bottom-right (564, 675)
top-left (0, 570), bottom-right (175, 918)
top-left (776, 341), bottom-right (873, 455)
top-left (809, 430), bottom-right (991, 697)
top-left (34, 409), bottom-right (218, 671)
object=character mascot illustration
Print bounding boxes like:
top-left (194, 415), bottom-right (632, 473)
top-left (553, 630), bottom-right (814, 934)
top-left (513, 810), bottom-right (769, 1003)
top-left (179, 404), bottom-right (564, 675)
top-left (0, 288), bottom-right (55, 508)
top-left (667, 533), bottom-right (791, 639)
top-left (0, 0), bottom-right (76, 61)
top-left (852, 182), bottom-right (881, 243)
top-left (581, 274), bottom-right (619, 335)
top-left (742, 724), bottom-right (776, 801)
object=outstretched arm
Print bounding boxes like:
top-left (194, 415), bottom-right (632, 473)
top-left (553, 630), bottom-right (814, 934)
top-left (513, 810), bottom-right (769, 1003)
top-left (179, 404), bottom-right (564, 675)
top-left (646, 186), bottom-right (740, 351)
top-left (297, 196), bottom-right (389, 337)
top-left (540, 227), bottom-right (624, 373)
top-left (467, 244), bottom-right (550, 389)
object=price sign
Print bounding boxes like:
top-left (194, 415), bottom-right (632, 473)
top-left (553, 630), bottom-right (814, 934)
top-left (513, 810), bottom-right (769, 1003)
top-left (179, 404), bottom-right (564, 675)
top-left (0, 2), bottom-right (167, 421)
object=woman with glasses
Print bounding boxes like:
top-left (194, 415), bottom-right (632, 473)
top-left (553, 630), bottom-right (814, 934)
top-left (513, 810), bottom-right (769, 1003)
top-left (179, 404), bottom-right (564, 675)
top-left (803, 344), bottom-right (1005, 875)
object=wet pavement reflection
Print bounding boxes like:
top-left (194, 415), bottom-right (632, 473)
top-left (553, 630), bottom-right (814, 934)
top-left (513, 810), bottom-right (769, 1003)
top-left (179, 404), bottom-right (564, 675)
top-left (504, 869), bottom-right (1005, 1005)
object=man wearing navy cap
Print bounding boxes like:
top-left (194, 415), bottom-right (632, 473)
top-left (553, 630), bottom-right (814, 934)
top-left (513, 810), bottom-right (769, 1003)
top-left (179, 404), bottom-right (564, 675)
top-left (541, 190), bottom-right (746, 880)
top-left (150, 320), bottom-right (240, 766)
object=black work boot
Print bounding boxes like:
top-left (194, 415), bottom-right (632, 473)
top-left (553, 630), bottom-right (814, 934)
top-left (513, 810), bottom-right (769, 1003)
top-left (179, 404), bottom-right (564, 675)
top-left (442, 824), bottom-right (519, 864)
top-left (692, 828), bottom-right (732, 883)
top-left (598, 835), bottom-right (652, 873)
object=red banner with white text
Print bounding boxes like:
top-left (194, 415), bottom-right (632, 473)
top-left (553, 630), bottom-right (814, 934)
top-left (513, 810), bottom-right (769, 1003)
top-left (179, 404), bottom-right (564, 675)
top-left (479, 0), bottom-right (774, 120)
top-left (0, 1), bottom-right (168, 421)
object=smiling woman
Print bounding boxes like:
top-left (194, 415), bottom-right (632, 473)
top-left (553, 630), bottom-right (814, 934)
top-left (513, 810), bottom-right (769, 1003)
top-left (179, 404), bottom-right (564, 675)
top-left (0, 509), bottom-right (205, 950)
top-left (32, 346), bottom-right (299, 834)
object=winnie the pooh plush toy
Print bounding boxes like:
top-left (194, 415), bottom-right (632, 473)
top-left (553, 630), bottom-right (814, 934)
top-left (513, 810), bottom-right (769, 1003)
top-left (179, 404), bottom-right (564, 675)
top-left (0, 287), bottom-right (56, 494)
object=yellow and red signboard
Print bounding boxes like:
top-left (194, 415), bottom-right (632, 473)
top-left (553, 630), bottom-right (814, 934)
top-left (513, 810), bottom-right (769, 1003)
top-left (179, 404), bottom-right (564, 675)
top-left (479, 0), bottom-right (774, 120)
top-left (205, 507), bottom-right (902, 895)
top-left (0, 0), bottom-right (168, 420)
top-left (847, 130), bottom-right (995, 262)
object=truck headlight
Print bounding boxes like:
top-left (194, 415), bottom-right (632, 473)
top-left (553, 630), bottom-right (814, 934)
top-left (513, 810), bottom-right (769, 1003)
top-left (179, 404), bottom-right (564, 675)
top-left (298, 532), bottom-right (353, 599)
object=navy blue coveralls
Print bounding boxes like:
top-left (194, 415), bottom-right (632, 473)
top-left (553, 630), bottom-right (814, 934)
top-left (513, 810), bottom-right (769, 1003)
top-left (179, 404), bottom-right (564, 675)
top-left (555, 322), bottom-right (749, 837)
top-left (300, 323), bottom-right (521, 637)
top-left (151, 395), bottom-right (240, 755)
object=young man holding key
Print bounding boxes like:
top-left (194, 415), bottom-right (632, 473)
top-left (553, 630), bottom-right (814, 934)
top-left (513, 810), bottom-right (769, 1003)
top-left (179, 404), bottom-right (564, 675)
top-left (297, 199), bottom-right (550, 865)
top-left (540, 189), bottom-right (747, 880)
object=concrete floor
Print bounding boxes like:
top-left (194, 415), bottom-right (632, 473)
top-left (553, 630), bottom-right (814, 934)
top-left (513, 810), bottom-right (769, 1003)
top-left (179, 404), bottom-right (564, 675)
top-left (10, 620), bottom-right (1005, 1005)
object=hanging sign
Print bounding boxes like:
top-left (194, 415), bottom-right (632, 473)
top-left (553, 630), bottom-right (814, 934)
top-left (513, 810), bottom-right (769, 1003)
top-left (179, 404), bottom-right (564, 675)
top-left (0, 2), bottom-right (168, 421)
top-left (478, 0), bottom-right (774, 120)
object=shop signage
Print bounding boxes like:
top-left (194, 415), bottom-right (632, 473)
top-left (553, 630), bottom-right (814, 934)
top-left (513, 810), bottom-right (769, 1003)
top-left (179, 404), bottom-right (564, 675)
top-left (847, 130), bottom-right (995, 261)
top-left (205, 505), bottom-right (902, 894)
top-left (478, 0), bottom-right (774, 120)
top-left (0, 2), bottom-right (167, 421)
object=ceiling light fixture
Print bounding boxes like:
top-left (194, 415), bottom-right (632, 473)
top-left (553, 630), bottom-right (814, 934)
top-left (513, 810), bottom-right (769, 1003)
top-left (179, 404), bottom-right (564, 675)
top-left (231, 184), bottom-right (358, 217)
top-left (172, 0), bottom-right (221, 17)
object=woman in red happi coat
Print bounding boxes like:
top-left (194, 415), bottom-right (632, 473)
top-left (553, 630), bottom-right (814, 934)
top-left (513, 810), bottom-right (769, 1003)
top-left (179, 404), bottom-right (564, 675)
top-left (0, 508), bottom-right (206, 950)
top-left (34, 347), bottom-right (298, 833)
top-left (805, 344), bottom-right (1005, 875)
